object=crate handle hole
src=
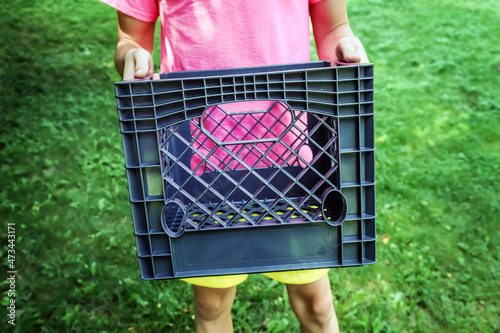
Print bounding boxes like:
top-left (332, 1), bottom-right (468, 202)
top-left (161, 199), bottom-right (187, 237)
top-left (321, 188), bottom-right (347, 226)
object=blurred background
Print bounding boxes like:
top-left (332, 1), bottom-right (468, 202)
top-left (1, 0), bottom-right (499, 332)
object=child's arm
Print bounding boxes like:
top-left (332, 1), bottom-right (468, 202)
top-left (114, 11), bottom-right (156, 80)
top-left (310, 0), bottom-right (369, 64)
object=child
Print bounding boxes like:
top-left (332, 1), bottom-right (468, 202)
top-left (102, 1), bottom-right (369, 332)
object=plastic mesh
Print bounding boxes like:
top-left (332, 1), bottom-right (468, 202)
top-left (159, 100), bottom-right (340, 234)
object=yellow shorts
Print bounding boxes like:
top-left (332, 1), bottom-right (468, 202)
top-left (181, 269), bottom-right (329, 288)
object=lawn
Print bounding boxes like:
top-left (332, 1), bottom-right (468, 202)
top-left (1, 0), bottom-right (499, 332)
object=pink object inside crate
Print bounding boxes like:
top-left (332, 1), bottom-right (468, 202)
top-left (190, 100), bottom-right (313, 175)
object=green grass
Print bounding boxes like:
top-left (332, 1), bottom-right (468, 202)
top-left (1, 0), bottom-right (499, 332)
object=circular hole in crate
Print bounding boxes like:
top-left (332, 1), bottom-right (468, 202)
top-left (161, 199), bottom-right (186, 237)
top-left (321, 188), bottom-right (347, 226)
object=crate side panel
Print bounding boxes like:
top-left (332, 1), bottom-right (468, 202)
top-left (339, 117), bottom-right (359, 151)
top-left (337, 66), bottom-right (358, 80)
top-left (363, 241), bottom-right (376, 263)
top-left (360, 115), bottom-right (375, 150)
top-left (363, 218), bottom-right (376, 239)
top-left (143, 167), bottom-right (163, 199)
top-left (362, 185), bottom-right (376, 217)
top-left (151, 234), bottom-right (171, 255)
top-left (171, 224), bottom-right (341, 276)
top-left (342, 187), bottom-right (361, 219)
top-left (138, 257), bottom-right (154, 280)
top-left (146, 201), bottom-right (164, 233)
top-left (342, 220), bottom-right (360, 240)
top-left (137, 132), bottom-right (160, 166)
top-left (340, 153), bottom-right (360, 185)
top-left (127, 168), bottom-right (144, 201)
top-left (122, 133), bottom-right (140, 167)
top-left (131, 202), bottom-right (148, 234)
top-left (136, 235), bottom-right (151, 257)
top-left (361, 151), bottom-right (375, 184)
top-left (342, 242), bottom-right (362, 264)
top-left (153, 256), bottom-right (174, 279)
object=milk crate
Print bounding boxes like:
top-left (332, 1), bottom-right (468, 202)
top-left (114, 61), bottom-right (376, 280)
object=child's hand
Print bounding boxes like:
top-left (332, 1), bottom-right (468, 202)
top-left (114, 12), bottom-right (156, 80)
top-left (122, 48), bottom-right (154, 80)
top-left (335, 36), bottom-right (369, 64)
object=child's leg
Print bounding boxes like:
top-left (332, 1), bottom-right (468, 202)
top-left (285, 274), bottom-right (338, 333)
top-left (192, 284), bottom-right (236, 333)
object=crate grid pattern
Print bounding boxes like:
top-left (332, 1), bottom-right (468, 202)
top-left (159, 106), bottom-right (341, 231)
top-left (114, 62), bottom-right (376, 280)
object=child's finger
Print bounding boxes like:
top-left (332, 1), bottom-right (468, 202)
top-left (336, 38), bottom-right (360, 63)
top-left (123, 48), bottom-right (153, 80)
top-left (355, 42), bottom-right (370, 64)
top-left (336, 37), bottom-right (370, 64)
top-left (123, 50), bottom-right (138, 80)
top-left (134, 50), bottom-right (152, 78)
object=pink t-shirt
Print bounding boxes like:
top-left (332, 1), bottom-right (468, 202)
top-left (103, 0), bottom-right (321, 172)
top-left (101, 0), bottom-right (322, 73)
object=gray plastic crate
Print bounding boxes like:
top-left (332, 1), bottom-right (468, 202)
top-left (113, 61), bottom-right (376, 280)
